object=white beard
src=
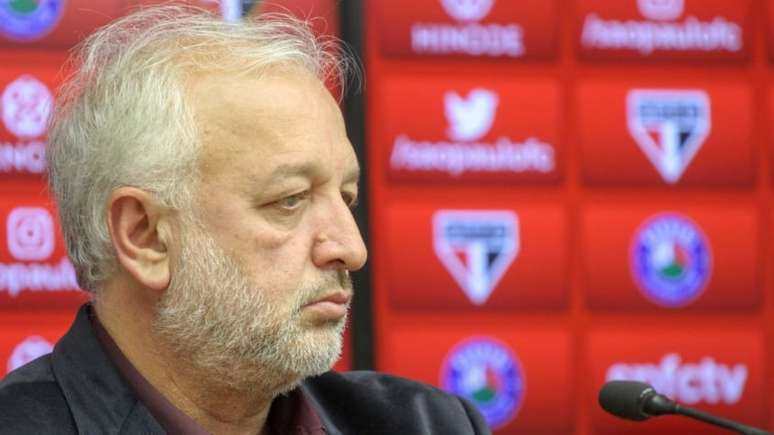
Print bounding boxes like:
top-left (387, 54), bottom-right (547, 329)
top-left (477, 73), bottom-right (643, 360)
top-left (152, 222), bottom-right (349, 393)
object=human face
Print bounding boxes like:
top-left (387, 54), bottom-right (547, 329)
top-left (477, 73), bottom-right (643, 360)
top-left (156, 68), bottom-right (367, 385)
top-left (154, 220), bottom-right (351, 391)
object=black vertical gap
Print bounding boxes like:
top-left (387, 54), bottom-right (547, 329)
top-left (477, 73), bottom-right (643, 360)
top-left (339, 0), bottom-right (374, 371)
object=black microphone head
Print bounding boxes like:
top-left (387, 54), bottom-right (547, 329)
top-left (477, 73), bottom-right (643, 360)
top-left (598, 380), bottom-right (655, 421)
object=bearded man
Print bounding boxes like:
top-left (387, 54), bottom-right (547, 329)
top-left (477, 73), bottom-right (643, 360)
top-left (0, 5), bottom-right (489, 435)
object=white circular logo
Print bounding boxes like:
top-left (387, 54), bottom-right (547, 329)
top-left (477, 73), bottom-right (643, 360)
top-left (440, 0), bottom-right (494, 23)
top-left (1, 75), bottom-right (52, 139)
top-left (6, 207), bottom-right (55, 261)
top-left (7, 336), bottom-right (53, 373)
top-left (637, 0), bottom-right (684, 21)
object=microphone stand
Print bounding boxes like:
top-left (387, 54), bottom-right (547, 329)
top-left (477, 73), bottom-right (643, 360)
top-left (673, 404), bottom-right (769, 435)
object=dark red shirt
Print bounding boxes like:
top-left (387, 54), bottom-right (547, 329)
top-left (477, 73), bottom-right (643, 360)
top-left (91, 312), bottom-right (325, 435)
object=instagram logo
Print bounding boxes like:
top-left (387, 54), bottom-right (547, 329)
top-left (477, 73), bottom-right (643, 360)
top-left (7, 207), bottom-right (54, 261)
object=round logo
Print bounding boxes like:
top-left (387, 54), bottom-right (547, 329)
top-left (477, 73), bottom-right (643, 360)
top-left (637, 0), bottom-right (684, 21)
top-left (440, 337), bottom-right (525, 429)
top-left (2, 75), bottom-right (53, 139)
top-left (630, 213), bottom-right (712, 307)
top-left (440, 0), bottom-right (494, 23)
top-left (0, 0), bottom-right (65, 42)
top-left (7, 335), bottom-right (53, 373)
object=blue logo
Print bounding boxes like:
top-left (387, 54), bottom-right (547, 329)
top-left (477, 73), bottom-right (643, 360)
top-left (441, 337), bottom-right (525, 429)
top-left (0, 0), bottom-right (65, 42)
top-left (630, 213), bottom-right (712, 307)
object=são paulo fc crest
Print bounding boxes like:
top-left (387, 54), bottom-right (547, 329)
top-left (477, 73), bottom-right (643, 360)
top-left (627, 89), bottom-right (711, 184)
top-left (441, 337), bottom-right (525, 429)
top-left (433, 210), bottom-right (519, 305)
top-left (0, 0), bottom-right (65, 42)
top-left (630, 213), bottom-right (712, 307)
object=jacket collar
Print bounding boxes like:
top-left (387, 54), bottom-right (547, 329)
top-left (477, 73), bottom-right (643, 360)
top-left (50, 304), bottom-right (164, 434)
top-left (49, 304), bottom-right (345, 435)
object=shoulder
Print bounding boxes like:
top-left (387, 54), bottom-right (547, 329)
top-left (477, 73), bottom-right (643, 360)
top-left (0, 355), bottom-right (77, 434)
top-left (303, 370), bottom-right (490, 435)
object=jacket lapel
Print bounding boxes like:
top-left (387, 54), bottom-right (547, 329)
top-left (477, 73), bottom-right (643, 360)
top-left (49, 305), bottom-right (164, 435)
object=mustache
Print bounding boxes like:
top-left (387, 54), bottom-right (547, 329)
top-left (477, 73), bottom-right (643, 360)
top-left (297, 270), bottom-right (352, 306)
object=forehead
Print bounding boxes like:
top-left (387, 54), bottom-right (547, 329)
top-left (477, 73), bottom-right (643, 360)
top-left (187, 68), bottom-right (357, 184)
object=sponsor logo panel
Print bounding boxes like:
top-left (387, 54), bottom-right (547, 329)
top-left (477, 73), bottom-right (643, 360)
top-left (577, 80), bottom-right (753, 185)
top-left (576, 0), bottom-right (751, 61)
top-left (381, 77), bottom-right (561, 184)
top-left (0, 0), bottom-right (122, 48)
top-left (582, 205), bottom-right (759, 310)
top-left (588, 330), bottom-right (765, 434)
top-left (441, 337), bottom-right (525, 429)
top-left (383, 327), bottom-right (571, 434)
top-left (0, 68), bottom-right (60, 178)
top-left (630, 213), bottom-right (712, 307)
top-left (386, 203), bottom-right (567, 309)
top-left (0, 313), bottom-right (72, 377)
top-left (0, 197), bottom-right (84, 307)
top-left (379, 0), bottom-right (557, 59)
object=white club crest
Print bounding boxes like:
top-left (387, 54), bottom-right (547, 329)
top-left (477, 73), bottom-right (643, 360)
top-left (637, 0), bottom-right (684, 21)
top-left (627, 89), bottom-right (711, 184)
top-left (445, 88), bottom-right (498, 142)
top-left (440, 0), bottom-right (494, 23)
top-left (433, 210), bottom-right (519, 305)
top-left (1, 75), bottom-right (52, 139)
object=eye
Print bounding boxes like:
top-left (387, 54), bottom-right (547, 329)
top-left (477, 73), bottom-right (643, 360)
top-left (275, 191), bottom-right (310, 211)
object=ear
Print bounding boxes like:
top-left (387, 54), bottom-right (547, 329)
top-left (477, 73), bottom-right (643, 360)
top-left (107, 187), bottom-right (172, 292)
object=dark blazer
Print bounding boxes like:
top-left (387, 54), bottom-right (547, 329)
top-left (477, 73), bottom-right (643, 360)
top-left (0, 306), bottom-right (490, 434)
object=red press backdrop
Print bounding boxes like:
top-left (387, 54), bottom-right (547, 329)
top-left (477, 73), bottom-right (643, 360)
top-left (1, 0), bottom-right (773, 434)
top-left (367, 0), bottom-right (773, 434)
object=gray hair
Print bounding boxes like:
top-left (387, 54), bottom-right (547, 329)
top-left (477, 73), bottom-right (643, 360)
top-left (47, 5), bottom-right (357, 293)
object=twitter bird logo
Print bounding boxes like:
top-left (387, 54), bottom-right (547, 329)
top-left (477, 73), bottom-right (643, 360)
top-left (445, 88), bottom-right (498, 142)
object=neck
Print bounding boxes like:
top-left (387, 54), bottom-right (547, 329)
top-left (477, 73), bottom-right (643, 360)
top-left (160, 365), bottom-right (275, 435)
top-left (94, 284), bottom-right (284, 435)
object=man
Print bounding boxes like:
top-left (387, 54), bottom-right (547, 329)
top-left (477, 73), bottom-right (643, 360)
top-left (0, 5), bottom-right (489, 435)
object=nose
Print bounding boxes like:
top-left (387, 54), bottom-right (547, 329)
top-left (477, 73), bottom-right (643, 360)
top-left (311, 196), bottom-right (368, 272)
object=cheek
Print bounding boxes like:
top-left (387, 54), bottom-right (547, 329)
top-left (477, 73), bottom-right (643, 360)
top-left (248, 233), bottom-right (314, 293)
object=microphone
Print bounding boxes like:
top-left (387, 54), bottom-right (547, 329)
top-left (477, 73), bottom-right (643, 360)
top-left (598, 380), bottom-right (770, 435)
